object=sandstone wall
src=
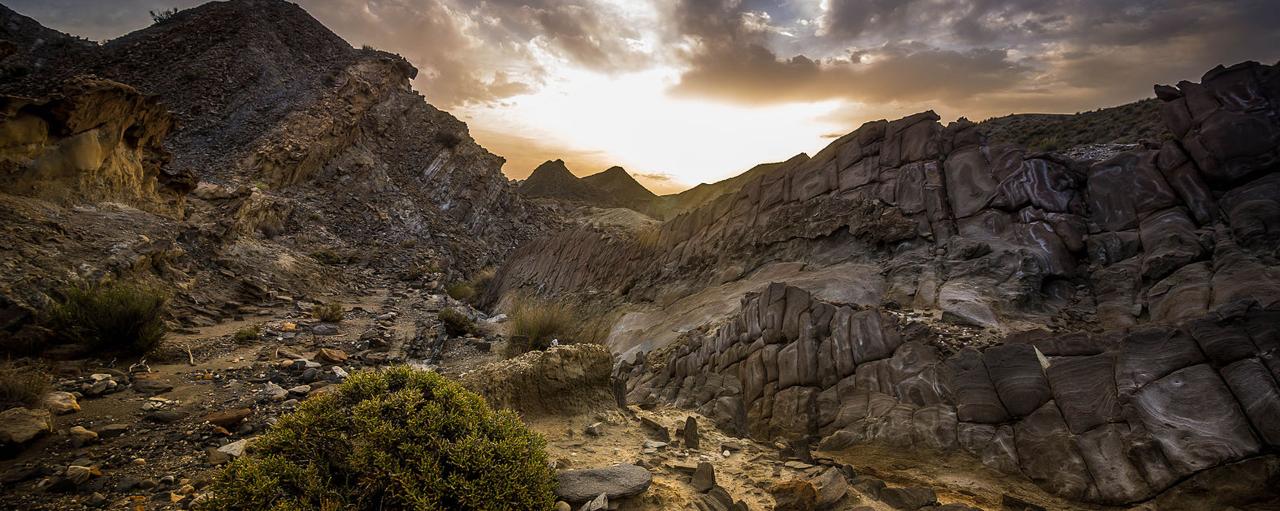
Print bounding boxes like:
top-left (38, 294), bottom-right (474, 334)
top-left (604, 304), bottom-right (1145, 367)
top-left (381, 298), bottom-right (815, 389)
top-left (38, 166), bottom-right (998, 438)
top-left (617, 285), bottom-right (1280, 504)
top-left (0, 77), bottom-right (196, 216)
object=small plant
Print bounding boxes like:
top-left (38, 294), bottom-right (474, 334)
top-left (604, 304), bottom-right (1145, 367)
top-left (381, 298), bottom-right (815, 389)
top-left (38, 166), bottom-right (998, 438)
top-left (437, 308), bottom-right (476, 337)
top-left (310, 249), bottom-right (348, 265)
top-left (232, 324), bottom-right (262, 343)
top-left (150, 8), bottom-right (179, 24)
top-left (198, 366), bottom-right (556, 510)
top-left (0, 361), bottom-right (50, 409)
top-left (446, 281), bottom-right (477, 302)
top-left (505, 296), bottom-right (572, 357)
top-left (44, 281), bottom-right (168, 355)
top-left (312, 302), bottom-right (344, 323)
top-left (470, 267), bottom-right (496, 296)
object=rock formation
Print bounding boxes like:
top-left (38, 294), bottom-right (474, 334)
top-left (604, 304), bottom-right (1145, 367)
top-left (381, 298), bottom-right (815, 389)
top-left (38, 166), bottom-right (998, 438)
top-left (494, 60), bottom-right (1280, 506)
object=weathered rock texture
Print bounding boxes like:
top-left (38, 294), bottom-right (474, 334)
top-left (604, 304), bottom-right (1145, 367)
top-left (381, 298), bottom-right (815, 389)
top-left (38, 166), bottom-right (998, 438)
top-left (459, 343), bottom-right (615, 418)
top-left (616, 286), bottom-right (1279, 504)
top-left (500, 61), bottom-right (1280, 506)
top-left (0, 77), bottom-right (195, 216)
top-left (0, 0), bottom-right (554, 334)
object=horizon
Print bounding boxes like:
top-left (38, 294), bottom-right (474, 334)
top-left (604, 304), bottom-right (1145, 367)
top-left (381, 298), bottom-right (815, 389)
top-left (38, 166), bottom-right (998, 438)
top-left (8, 0), bottom-right (1279, 194)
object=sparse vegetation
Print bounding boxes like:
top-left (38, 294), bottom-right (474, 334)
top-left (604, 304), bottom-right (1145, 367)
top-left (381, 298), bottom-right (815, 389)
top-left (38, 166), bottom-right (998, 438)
top-left (437, 308), bottom-right (476, 337)
top-left (199, 366), bottom-right (556, 510)
top-left (150, 8), bottom-right (179, 24)
top-left (312, 302), bottom-right (344, 323)
top-left (445, 281), bottom-right (477, 302)
top-left (0, 361), bottom-right (50, 410)
top-left (310, 249), bottom-right (352, 265)
top-left (446, 268), bottom-right (497, 305)
top-left (232, 324), bottom-right (262, 343)
top-left (43, 281), bottom-right (168, 355)
top-left (503, 295), bottom-right (611, 357)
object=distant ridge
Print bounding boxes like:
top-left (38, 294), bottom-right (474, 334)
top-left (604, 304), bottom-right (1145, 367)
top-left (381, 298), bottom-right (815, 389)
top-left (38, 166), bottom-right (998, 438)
top-left (518, 160), bottom-right (612, 205)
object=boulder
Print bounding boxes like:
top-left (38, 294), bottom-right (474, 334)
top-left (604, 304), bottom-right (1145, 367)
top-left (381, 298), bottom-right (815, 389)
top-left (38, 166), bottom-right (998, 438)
top-left (554, 464), bottom-right (653, 504)
top-left (769, 479), bottom-right (817, 511)
top-left (811, 467), bottom-right (849, 508)
top-left (44, 391), bottom-right (80, 414)
top-left (0, 407), bottom-right (53, 447)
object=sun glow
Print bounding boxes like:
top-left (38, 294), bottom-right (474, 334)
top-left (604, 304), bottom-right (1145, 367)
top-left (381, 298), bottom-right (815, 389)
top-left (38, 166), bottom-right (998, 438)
top-left (458, 66), bottom-right (849, 191)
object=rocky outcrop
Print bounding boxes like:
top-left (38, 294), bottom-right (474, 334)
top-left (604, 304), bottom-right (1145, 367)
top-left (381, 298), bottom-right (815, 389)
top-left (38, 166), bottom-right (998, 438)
top-left (502, 61), bottom-right (1280, 507)
top-left (0, 77), bottom-right (195, 216)
top-left (459, 343), bottom-right (615, 418)
top-left (617, 285), bottom-right (1279, 504)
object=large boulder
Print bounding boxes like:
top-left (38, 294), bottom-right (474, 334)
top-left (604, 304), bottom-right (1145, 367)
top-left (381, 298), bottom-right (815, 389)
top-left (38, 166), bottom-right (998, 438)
top-left (0, 407), bottom-right (53, 449)
top-left (554, 464), bottom-right (652, 504)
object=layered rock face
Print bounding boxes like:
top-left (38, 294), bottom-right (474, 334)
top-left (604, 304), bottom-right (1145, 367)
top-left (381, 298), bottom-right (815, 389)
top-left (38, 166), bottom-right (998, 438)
top-left (616, 285), bottom-right (1279, 504)
top-left (0, 77), bottom-right (195, 216)
top-left (496, 61), bottom-right (1280, 505)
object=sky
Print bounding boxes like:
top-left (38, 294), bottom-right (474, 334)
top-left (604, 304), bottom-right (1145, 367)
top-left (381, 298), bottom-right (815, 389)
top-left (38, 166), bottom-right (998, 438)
top-left (9, 0), bottom-right (1280, 193)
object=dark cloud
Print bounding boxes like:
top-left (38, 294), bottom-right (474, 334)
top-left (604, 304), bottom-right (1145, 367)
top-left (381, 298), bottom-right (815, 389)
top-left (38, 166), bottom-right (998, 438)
top-left (666, 0), bottom-right (1280, 118)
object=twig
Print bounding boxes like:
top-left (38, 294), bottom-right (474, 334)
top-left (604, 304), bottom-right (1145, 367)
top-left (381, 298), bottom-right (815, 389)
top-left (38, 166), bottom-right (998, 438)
top-left (186, 346), bottom-right (195, 366)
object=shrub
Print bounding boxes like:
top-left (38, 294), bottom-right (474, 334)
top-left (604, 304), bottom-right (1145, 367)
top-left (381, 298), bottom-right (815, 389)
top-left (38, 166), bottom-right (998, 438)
top-left (438, 308), bottom-right (476, 337)
top-left (232, 324), bottom-right (262, 343)
top-left (504, 296), bottom-right (572, 357)
top-left (198, 366), bottom-right (556, 510)
top-left (44, 281), bottom-right (167, 355)
top-left (312, 302), bottom-right (344, 323)
top-left (0, 361), bottom-right (49, 409)
top-left (446, 282), bottom-right (477, 302)
top-left (470, 267), bottom-right (497, 296)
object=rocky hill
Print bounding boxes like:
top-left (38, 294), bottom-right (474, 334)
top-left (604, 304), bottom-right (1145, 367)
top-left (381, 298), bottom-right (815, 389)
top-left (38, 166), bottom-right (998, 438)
top-left (518, 159), bottom-right (612, 205)
top-left (491, 60), bottom-right (1280, 507)
top-left (0, 0), bottom-right (554, 328)
top-left (580, 166), bottom-right (658, 211)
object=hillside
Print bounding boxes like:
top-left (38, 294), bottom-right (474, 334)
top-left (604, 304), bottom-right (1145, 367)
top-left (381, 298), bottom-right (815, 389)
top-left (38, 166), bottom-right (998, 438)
top-left (977, 98), bottom-right (1167, 150)
top-left (0, 0), bottom-right (554, 326)
top-left (580, 166), bottom-right (658, 211)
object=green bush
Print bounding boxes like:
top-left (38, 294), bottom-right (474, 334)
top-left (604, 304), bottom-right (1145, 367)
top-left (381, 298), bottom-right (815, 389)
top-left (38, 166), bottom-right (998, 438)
top-left (446, 282), bottom-right (477, 302)
top-left (312, 302), bottom-right (344, 323)
top-left (438, 308), bottom-right (476, 337)
top-left (44, 281), bottom-right (167, 355)
top-left (0, 361), bottom-right (49, 409)
top-left (198, 366), bottom-right (556, 510)
top-left (232, 324), bottom-right (262, 343)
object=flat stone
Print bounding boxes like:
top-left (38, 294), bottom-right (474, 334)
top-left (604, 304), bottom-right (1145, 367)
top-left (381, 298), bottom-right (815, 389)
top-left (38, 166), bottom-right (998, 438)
top-left (0, 407), bottom-right (53, 446)
top-left (145, 410), bottom-right (189, 423)
top-left (312, 324), bottom-right (339, 336)
top-left (204, 408), bottom-right (252, 428)
top-left (878, 486), bottom-right (937, 510)
top-left (317, 347), bottom-right (347, 363)
top-left (554, 464), bottom-right (653, 504)
top-left (94, 423), bottom-right (129, 438)
top-left (132, 379), bottom-right (173, 395)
